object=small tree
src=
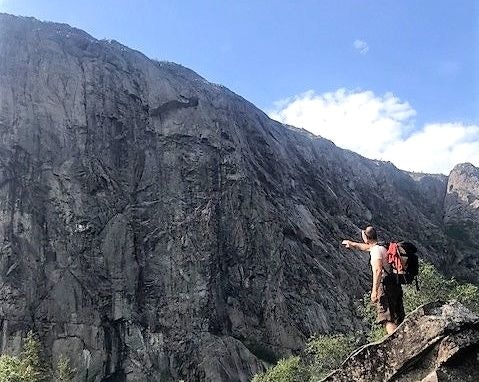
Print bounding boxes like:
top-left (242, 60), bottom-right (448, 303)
top-left (55, 356), bottom-right (75, 382)
top-left (19, 331), bottom-right (48, 382)
top-left (0, 331), bottom-right (49, 382)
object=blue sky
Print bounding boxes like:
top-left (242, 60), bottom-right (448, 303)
top-left (1, 0), bottom-right (478, 173)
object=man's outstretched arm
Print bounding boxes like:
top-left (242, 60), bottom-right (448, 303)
top-left (341, 240), bottom-right (373, 252)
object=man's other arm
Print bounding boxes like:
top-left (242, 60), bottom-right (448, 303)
top-left (371, 258), bottom-right (382, 303)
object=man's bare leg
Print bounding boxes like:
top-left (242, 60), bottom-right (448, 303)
top-left (385, 321), bottom-right (397, 334)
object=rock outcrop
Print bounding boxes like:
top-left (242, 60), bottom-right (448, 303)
top-left (0, 14), bottom-right (478, 381)
top-left (442, 163), bottom-right (479, 281)
top-left (323, 301), bottom-right (479, 382)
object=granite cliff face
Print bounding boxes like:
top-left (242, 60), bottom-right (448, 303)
top-left (442, 163), bottom-right (479, 281)
top-left (0, 14), bottom-right (478, 381)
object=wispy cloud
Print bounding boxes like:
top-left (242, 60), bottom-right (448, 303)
top-left (269, 89), bottom-right (479, 174)
top-left (353, 39), bottom-right (369, 55)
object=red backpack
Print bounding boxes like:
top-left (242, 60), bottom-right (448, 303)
top-left (382, 241), bottom-right (419, 289)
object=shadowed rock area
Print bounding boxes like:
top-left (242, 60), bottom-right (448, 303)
top-left (0, 14), bottom-right (478, 381)
top-left (323, 301), bottom-right (479, 382)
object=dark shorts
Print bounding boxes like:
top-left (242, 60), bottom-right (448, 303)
top-left (377, 275), bottom-right (405, 325)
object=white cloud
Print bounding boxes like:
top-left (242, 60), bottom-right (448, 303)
top-left (269, 89), bottom-right (479, 174)
top-left (386, 123), bottom-right (479, 174)
top-left (354, 39), bottom-right (369, 55)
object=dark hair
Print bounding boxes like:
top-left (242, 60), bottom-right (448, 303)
top-left (364, 226), bottom-right (377, 241)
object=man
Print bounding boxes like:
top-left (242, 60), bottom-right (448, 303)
top-left (342, 226), bottom-right (405, 334)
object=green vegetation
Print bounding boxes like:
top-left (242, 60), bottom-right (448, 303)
top-left (355, 295), bottom-right (386, 343)
top-left (54, 356), bottom-right (74, 382)
top-left (250, 335), bottom-right (355, 382)
top-left (0, 354), bottom-right (22, 382)
top-left (251, 357), bottom-right (308, 382)
top-left (0, 332), bottom-right (74, 382)
top-left (403, 261), bottom-right (479, 313)
top-left (304, 335), bottom-right (355, 381)
top-left (251, 260), bottom-right (479, 381)
top-left (20, 332), bottom-right (47, 382)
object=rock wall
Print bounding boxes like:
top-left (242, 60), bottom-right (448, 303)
top-left (0, 14), bottom-right (478, 381)
top-left (442, 163), bottom-right (479, 281)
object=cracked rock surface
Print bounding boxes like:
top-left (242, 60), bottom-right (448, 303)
top-left (0, 14), bottom-right (478, 381)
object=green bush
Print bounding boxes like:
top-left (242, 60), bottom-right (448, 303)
top-left (251, 356), bottom-right (309, 382)
top-left (304, 334), bottom-right (355, 381)
top-left (250, 335), bottom-right (355, 382)
top-left (404, 261), bottom-right (479, 313)
top-left (450, 282), bottom-right (479, 312)
top-left (355, 295), bottom-right (386, 343)
top-left (0, 354), bottom-right (22, 382)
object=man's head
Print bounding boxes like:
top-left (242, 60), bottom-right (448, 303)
top-left (361, 226), bottom-right (378, 244)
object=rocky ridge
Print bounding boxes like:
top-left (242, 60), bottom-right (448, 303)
top-left (0, 14), bottom-right (478, 381)
top-left (324, 301), bottom-right (479, 382)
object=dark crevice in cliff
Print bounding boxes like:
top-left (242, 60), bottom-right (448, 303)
top-left (101, 319), bottom-right (127, 382)
top-left (150, 96), bottom-right (199, 119)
